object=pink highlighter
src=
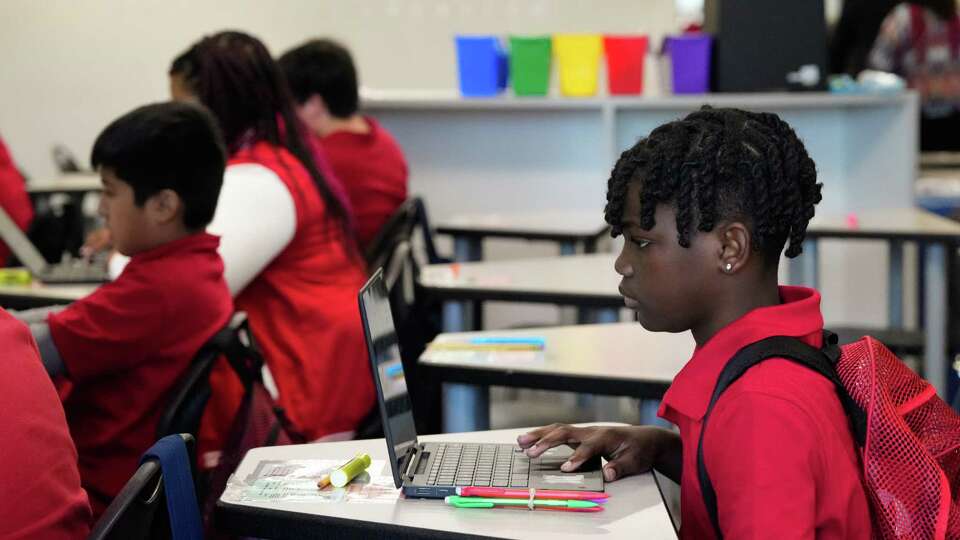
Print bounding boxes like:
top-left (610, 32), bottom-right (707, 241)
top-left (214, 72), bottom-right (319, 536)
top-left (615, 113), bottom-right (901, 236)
top-left (456, 487), bottom-right (609, 501)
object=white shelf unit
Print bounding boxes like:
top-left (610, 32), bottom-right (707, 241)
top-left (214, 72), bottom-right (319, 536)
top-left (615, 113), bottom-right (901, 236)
top-left (364, 91), bottom-right (921, 328)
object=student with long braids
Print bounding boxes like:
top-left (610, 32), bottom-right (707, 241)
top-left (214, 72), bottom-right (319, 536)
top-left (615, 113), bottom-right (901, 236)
top-left (168, 31), bottom-right (374, 449)
top-left (519, 108), bottom-right (872, 539)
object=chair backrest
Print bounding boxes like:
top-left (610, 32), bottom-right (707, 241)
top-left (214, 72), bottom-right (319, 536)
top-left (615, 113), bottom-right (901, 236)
top-left (88, 434), bottom-right (197, 540)
top-left (411, 197), bottom-right (450, 264)
top-left (364, 199), bottom-right (418, 271)
top-left (156, 316), bottom-right (244, 440)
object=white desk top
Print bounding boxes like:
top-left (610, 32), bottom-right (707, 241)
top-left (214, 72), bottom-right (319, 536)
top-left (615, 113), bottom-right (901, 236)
top-left (27, 173), bottom-right (101, 194)
top-left (419, 253), bottom-right (621, 306)
top-left (220, 425), bottom-right (677, 540)
top-left (807, 207), bottom-right (960, 240)
top-left (435, 211), bottom-right (608, 241)
top-left (0, 281), bottom-right (94, 303)
top-left (421, 323), bottom-right (691, 388)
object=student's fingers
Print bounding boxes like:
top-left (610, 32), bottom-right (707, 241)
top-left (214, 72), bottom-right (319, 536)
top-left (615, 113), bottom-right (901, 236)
top-left (517, 423), bottom-right (575, 449)
top-left (559, 434), bottom-right (623, 472)
top-left (523, 424), bottom-right (589, 457)
top-left (82, 228), bottom-right (112, 257)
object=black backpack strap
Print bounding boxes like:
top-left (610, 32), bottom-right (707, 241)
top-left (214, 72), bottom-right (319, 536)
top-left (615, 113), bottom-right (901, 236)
top-left (697, 331), bottom-right (867, 539)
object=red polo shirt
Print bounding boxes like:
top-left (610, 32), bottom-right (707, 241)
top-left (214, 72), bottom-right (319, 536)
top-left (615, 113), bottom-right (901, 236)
top-left (321, 117), bottom-right (408, 251)
top-left (48, 232), bottom-right (232, 518)
top-left (658, 286), bottom-right (872, 539)
top-left (0, 136), bottom-right (34, 264)
top-left (0, 310), bottom-right (90, 539)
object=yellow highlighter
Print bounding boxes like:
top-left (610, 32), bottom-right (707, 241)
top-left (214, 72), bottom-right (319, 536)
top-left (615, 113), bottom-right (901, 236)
top-left (0, 269), bottom-right (32, 286)
top-left (330, 453), bottom-right (372, 488)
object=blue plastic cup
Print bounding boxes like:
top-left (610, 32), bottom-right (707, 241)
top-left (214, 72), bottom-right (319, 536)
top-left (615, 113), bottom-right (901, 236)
top-left (664, 34), bottom-right (712, 94)
top-left (455, 35), bottom-right (508, 97)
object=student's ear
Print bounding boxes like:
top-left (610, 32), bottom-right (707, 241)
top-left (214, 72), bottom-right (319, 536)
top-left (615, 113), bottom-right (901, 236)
top-left (716, 221), bottom-right (751, 275)
top-left (146, 189), bottom-right (183, 225)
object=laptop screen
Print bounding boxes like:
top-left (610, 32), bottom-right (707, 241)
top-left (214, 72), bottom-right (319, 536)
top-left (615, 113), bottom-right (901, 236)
top-left (0, 203), bottom-right (51, 273)
top-left (358, 269), bottom-right (418, 488)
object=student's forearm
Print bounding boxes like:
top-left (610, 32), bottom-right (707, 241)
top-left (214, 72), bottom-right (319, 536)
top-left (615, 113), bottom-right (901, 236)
top-left (10, 305), bottom-right (66, 324)
top-left (28, 322), bottom-right (67, 379)
top-left (652, 429), bottom-right (683, 483)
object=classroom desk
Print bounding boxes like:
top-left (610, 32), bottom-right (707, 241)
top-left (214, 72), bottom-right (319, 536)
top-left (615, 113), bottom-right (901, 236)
top-left (26, 173), bottom-right (102, 195)
top-left (434, 211), bottom-right (609, 261)
top-left (216, 425), bottom-right (677, 540)
top-left (419, 253), bottom-right (621, 332)
top-left (435, 211), bottom-right (609, 261)
top-left (0, 280), bottom-right (94, 309)
top-left (796, 208), bottom-right (960, 397)
top-left (420, 323), bottom-right (692, 433)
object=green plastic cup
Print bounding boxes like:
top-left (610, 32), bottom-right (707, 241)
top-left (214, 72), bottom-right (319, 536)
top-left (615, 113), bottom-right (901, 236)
top-left (509, 35), bottom-right (552, 96)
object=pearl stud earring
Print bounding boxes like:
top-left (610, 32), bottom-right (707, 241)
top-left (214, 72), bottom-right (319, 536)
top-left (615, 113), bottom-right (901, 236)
top-left (724, 263), bottom-right (733, 273)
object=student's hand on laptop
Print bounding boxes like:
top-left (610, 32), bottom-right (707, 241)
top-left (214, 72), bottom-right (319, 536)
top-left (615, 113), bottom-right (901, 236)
top-left (81, 228), bottom-right (112, 259)
top-left (517, 424), bottom-right (675, 482)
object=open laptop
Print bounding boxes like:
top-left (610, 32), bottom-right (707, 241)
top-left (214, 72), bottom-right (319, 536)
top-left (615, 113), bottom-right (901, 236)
top-left (0, 204), bottom-right (108, 284)
top-left (358, 268), bottom-right (604, 499)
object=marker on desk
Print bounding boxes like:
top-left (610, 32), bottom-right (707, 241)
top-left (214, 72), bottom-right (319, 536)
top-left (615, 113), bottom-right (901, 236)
top-left (330, 453), bottom-right (372, 488)
top-left (445, 495), bottom-right (602, 512)
top-left (469, 336), bottom-right (546, 348)
top-left (456, 487), bottom-right (607, 501)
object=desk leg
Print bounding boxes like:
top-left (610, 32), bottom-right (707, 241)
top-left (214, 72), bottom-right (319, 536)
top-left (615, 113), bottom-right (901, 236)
top-left (789, 239), bottom-right (819, 288)
top-left (924, 243), bottom-right (948, 397)
top-left (639, 400), bottom-right (668, 427)
top-left (452, 235), bottom-right (482, 330)
top-left (594, 308), bottom-right (619, 324)
top-left (443, 383), bottom-right (490, 433)
top-left (889, 241), bottom-right (904, 328)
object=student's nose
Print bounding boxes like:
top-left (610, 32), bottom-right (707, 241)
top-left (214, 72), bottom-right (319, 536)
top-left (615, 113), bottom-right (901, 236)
top-left (614, 249), bottom-right (634, 278)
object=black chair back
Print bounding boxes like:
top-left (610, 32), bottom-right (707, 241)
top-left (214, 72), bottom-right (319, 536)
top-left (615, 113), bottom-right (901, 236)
top-left (157, 316), bottom-right (243, 440)
top-left (364, 199), bottom-right (418, 271)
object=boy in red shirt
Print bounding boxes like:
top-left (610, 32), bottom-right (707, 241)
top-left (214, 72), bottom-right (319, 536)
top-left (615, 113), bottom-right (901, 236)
top-left (279, 39), bottom-right (409, 251)
top-left (18, 102), bottom-right (233, 517)
top-left (520, 108), bottom-right (873, 538)
top-left (0, 310), bottom-right (90, 539)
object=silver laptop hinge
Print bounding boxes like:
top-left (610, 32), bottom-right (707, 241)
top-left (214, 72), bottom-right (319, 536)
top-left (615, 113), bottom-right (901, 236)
top-left (403, 446), bottom-right (421, 480)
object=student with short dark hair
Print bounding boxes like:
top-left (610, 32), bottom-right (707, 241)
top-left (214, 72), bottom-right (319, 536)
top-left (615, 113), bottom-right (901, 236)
top-left (279, 38), bottom-right (408, 250)
top-left (21, 101), bottom-right (233, 517)
top-left (169, 31), bottom-right (374, 445)
top-left (519, 108), bottom-right (872, 539)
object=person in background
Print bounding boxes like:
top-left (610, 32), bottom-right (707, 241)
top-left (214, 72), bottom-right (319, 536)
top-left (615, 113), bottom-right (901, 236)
top-left (0, 309), bottom-right (90, 539)
top-left (19, 101), bottom-right (233, 517)
top-left (0, 135), bottom-right (35, 264)
top-left (279, 39), bottom-right (409, 251)
top-left (868, 0), bottom-right (960, 151)
top-left (169, 31), bottom-right (375, 447)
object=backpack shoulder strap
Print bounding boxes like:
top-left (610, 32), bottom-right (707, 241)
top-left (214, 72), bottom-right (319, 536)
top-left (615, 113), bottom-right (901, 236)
top-left (696, 332), bottom-right (866, 539)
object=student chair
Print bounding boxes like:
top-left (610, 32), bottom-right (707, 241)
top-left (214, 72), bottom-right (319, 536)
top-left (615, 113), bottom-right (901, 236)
top-left (88, 434), bottom-right (201, 540)
top-left (156, 318), bottom-right (242, 441)
top-left (364, 198), bottom-right (419, 272)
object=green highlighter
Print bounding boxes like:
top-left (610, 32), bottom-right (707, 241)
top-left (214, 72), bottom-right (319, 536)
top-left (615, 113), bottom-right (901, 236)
top-left (444, 495), bottom-right (600, 510)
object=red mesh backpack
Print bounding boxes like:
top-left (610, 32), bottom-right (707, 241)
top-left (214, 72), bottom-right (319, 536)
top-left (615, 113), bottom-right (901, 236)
top-left (698, 331), bottom-right (960, 539)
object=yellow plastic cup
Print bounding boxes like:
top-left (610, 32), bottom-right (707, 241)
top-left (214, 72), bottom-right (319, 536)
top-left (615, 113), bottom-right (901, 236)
top-left (553, 34), bottom-right (603, 97)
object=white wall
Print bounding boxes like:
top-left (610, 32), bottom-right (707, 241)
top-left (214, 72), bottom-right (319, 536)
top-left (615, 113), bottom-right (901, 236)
top-left (0, 0), bottom-right (677, 180)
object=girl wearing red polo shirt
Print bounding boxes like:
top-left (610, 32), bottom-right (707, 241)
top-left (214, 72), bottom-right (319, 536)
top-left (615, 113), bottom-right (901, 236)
top-left (520, 108), bottom-right (873, 539)
top-left (168, 31), bottom-right (374, 447)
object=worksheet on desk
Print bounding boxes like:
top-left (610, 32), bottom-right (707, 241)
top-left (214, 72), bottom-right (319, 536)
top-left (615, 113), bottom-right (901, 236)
top-left (220, 459), bottom-right (398, 504)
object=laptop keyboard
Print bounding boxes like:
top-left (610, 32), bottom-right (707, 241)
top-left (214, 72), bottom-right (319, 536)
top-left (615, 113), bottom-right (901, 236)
top-left (427, 443), bottom-right (530, 488)
top-left (42, 262), bottom-right (108, 283)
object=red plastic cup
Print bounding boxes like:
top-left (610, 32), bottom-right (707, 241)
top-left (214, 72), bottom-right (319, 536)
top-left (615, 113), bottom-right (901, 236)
top-left (604, 35), bottom-right (648, 95)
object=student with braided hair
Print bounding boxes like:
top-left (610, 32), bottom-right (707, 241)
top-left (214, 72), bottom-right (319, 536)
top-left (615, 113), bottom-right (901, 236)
top-left (519, 107), bottom-right (872, 539)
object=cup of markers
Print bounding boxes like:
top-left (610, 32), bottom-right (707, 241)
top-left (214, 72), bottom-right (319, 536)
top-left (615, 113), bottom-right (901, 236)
top-left (445, 487), bottom-right (609, 512)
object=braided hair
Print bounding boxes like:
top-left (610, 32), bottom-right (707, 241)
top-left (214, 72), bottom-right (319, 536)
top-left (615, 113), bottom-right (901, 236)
top-left (604, 107), bottom-right (822, 261)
